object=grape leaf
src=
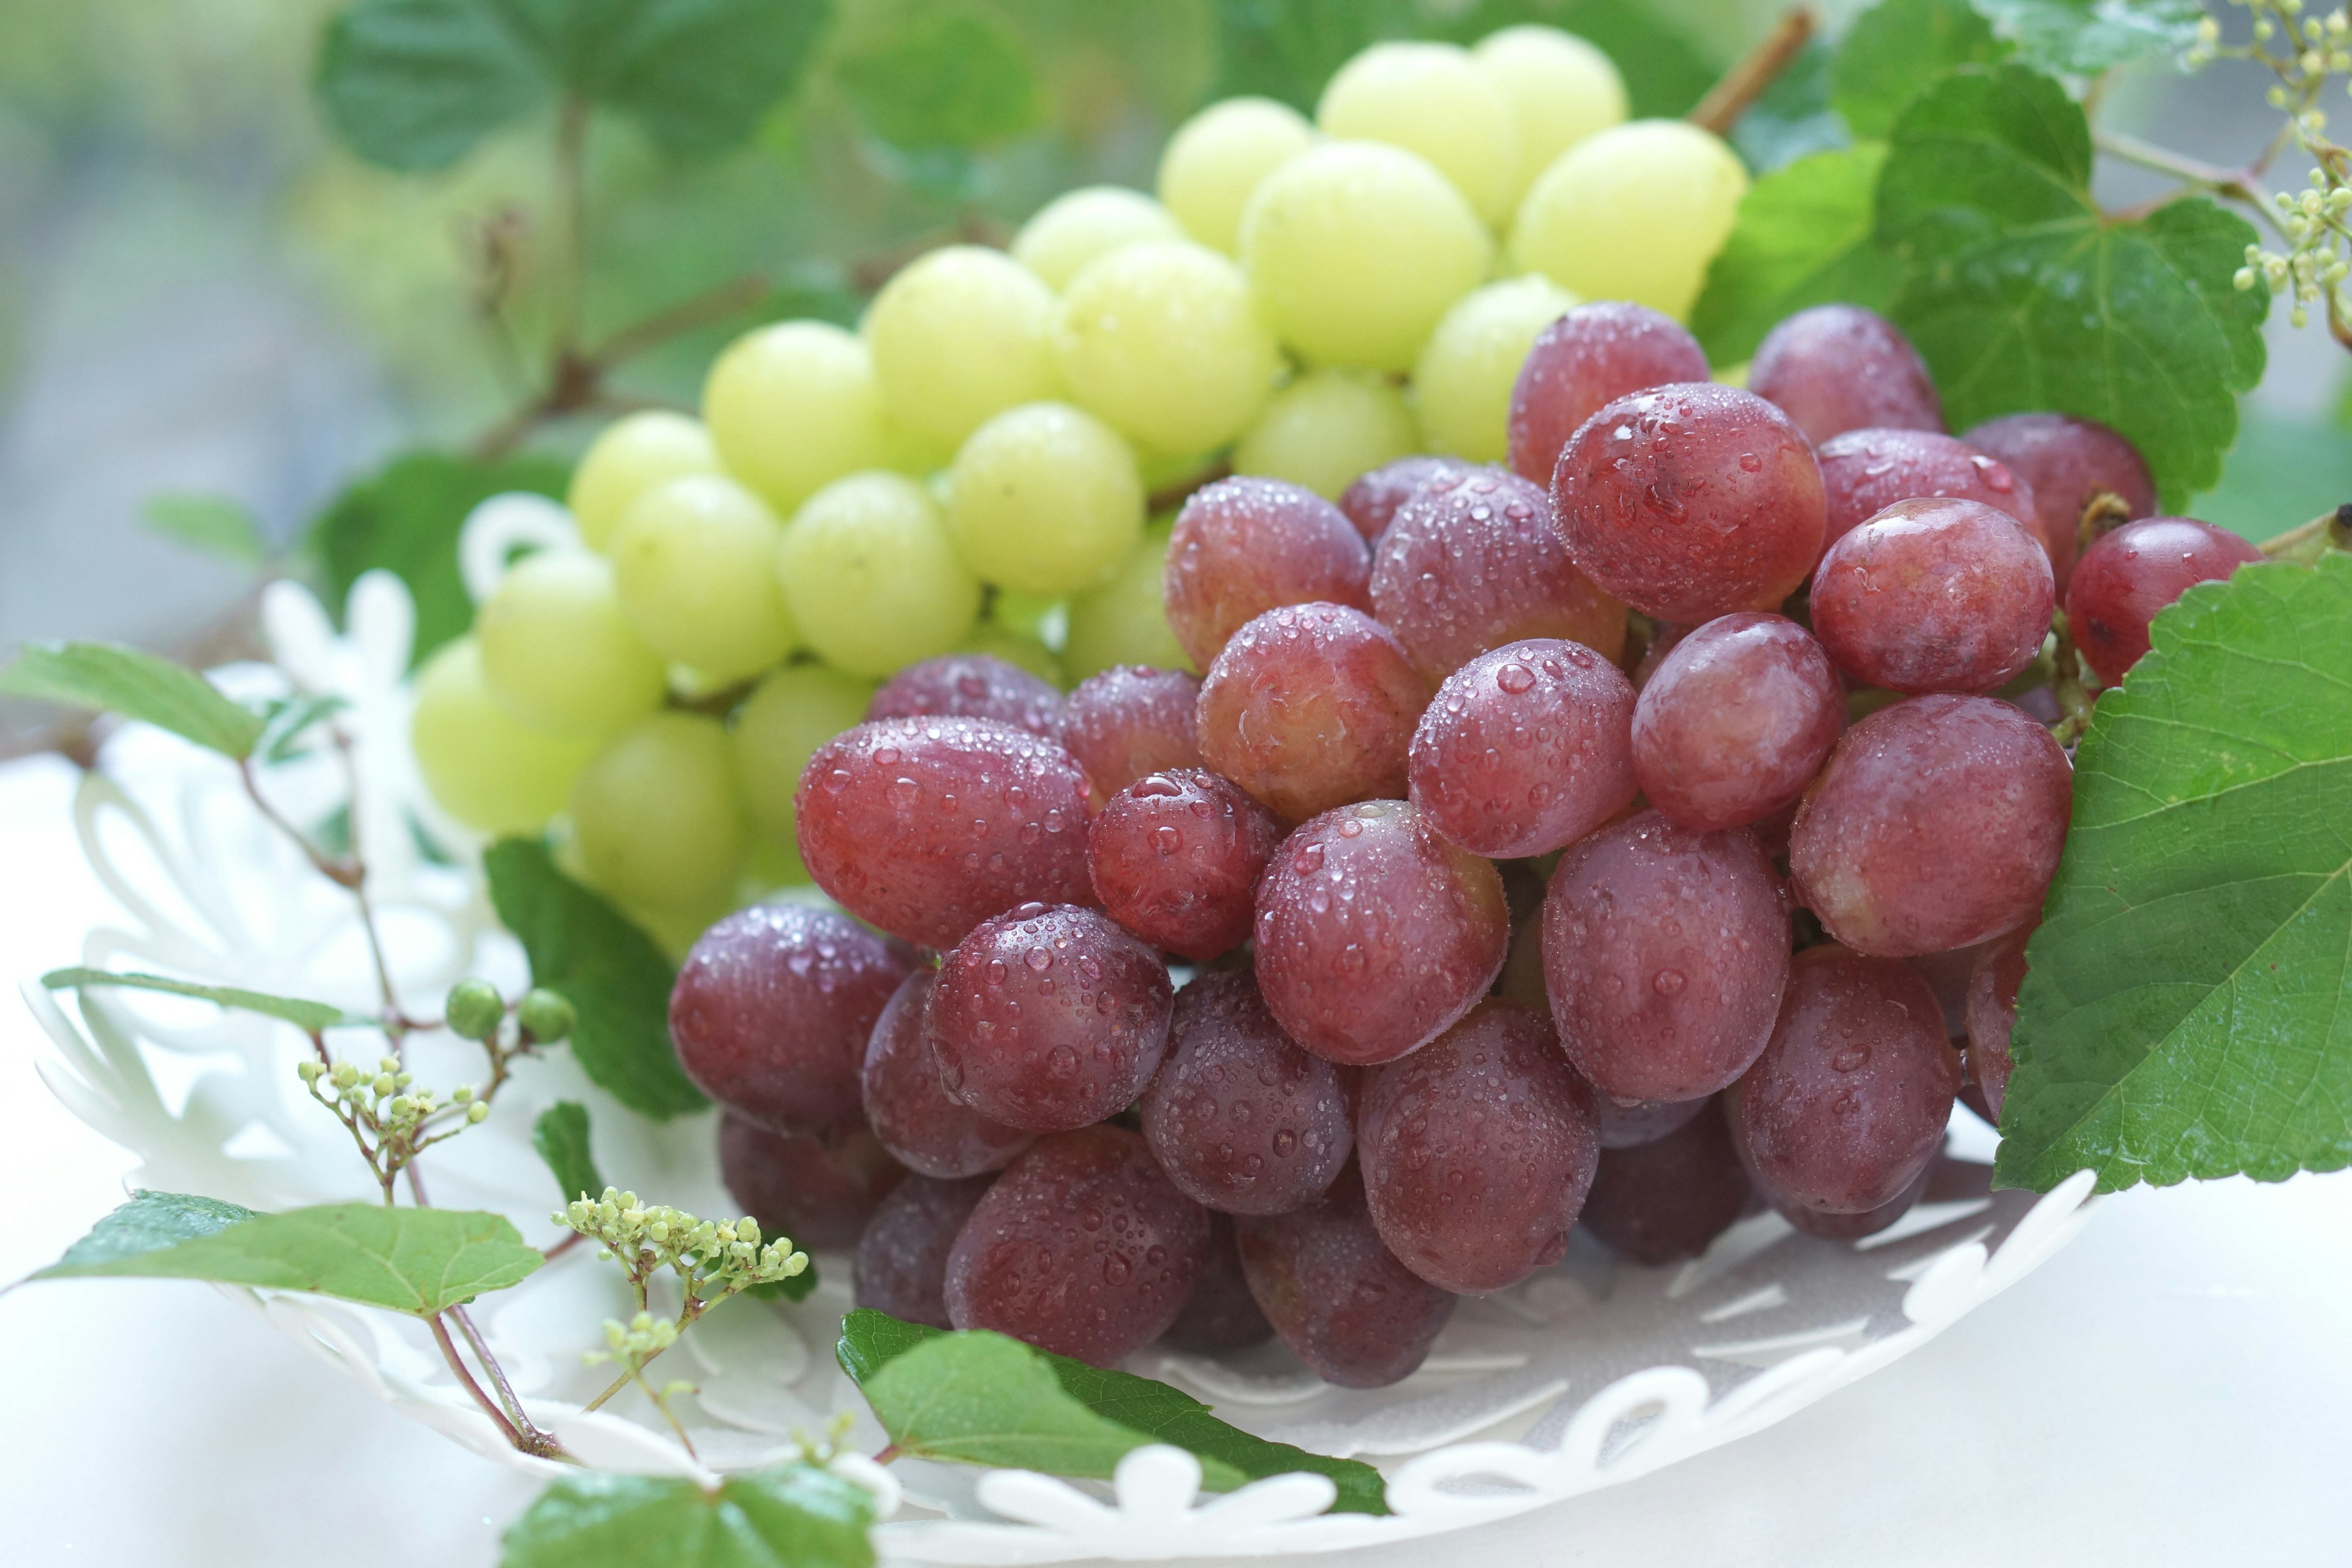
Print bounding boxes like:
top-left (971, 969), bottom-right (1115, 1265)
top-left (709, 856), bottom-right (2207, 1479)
top-left (499, 1463), bottom-right (875, 1568)
top-left (484, 838), bottom-right (707, 1120)
top-left (32, 1190), bottom-right (260, 1273)
top-left (42, 968), bottom-right (363, 1034)
top-left (0, 641), bottom-right (267, 760)
top-left (1733, 38), bottom-right (1849, 175)
top-left (141, 494), bottom-right (269, 565)
top-left (1432, 0), bottom-right (1717, 118)
top-left (32, 1201), bottom-right (543, 1313)
top-left (1875, 63), bottom-right (2267, 509)
top-left (1690, 143), bottom-right (1901, 366)
top-left (532, 1101), bottom-right (605, 1204)
top-left (832, 1), bottom-right (1041, 154)
top-left (836, 1309), bottom-right (1388, 1515)
top-left (1996, 555), bottom-right (2352, 1194)
top-left (1831, 0), bottom-right (2009, 138)
top-left (1207, 0), bottom-right (1418, 111)
top-left (316, 0), bottom-right (548, 171)
top-left (1972, 0), bottom-right (2204, 75)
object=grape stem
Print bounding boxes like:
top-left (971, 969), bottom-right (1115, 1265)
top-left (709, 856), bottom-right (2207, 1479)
top-left (2092, 131), bottom-right (2290, 241)
top-left (2259, 503), bottom-right (2352, 562)
top-left (1687, 8), bottom-right (1817, 137)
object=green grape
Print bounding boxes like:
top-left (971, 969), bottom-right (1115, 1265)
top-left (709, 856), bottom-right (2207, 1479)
top-left (1472, 25), bottom-right (1628, 206)
top-left (865, 246), bottom-right (1062, 450)
top-left (732, 662), bottom-right (876, 854)
top-left (700, 320), bottom-right (889, 516)
top-left (959, 621), bottom-right (1065, 687)
top-left (1232, 368), bottom-right (1422, 500)
top-left (1156, 96), bottom-right (1318, 256)
top-left (1064, 519), bottom-right (1190, 679)
top-left (1413, 274), bottom-right (1577, 463)
top-left (1509, 119), bottom-right (1749, 322)
top-left (946, 402), bottom-right (1145, 597)
top-left (476, 549), bottom-right (667, 736)
top-left (570, 712), bottom-right (750, 916)
top-left (1011, 186), bottom-right (1185, 291)
top-left (1054, 241), bottom-right (1280, 456)
top-left (567, 412), bottom-right (719, 552)
top-left (409, 638), bottom-right (597, 834)
top-left (1240, 140), bottom-right (1493, 372)
top-left (775, 471), bottom-right (982, 677)
top-left (608, 474), bottom-right (796, 685)
top-left (1317, 41), bottom-right (1521, 226)
top-left (988, 589), bottom-right (1067, 650)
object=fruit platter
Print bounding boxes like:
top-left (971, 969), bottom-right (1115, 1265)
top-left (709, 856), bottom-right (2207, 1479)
top-left (6, 1), bottom-right (2350, 1562)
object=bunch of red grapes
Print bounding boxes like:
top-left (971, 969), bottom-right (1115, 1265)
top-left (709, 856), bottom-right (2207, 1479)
top-left (666, 300), bottom-right (2263, 1387)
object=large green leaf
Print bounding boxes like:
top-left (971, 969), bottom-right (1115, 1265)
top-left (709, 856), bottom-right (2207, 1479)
top-left (34, 1191), bottom-right (260, 1273)
top-left (532, 1100), bottom-right (606, 1204)
top-left (1691, 143), bottom-right (1901, 366)
top-left (1831, 0), bottom-right (2008, 139)
top-left (1972, 0), bottom-right (2204, 75)
top-left (500, 1463), bottom-right (876, 1568)
top-left (33, 1200), bottom-right (543, 1313)
top-left (1732, 38), bottom-right (1849, 175)
top-left (1207, 0), bottom-right (1417, 111)
top-left (484, 838), bottom-right (707, 1120)
top-left (0, 642), bottom-right (266, 759)
top-left (1876, 64), bottom-right (2266, 509)
top-left (1996, 555), bottom-right (2352, 1193)
top-left (833, 1), bottom-right (1040, 154)
top-left (42, 968), bottom-right (363, 1034)
top-left (317, 0), bottom-right (548, 170)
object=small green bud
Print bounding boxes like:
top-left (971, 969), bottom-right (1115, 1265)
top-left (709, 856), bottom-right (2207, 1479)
top-left (445, 979), bottom-right (506, 1042)
top-left (467, 1101), bottom-right (489, 1124)
top-left (517, 987), bottom-right (576, 1044)
top-left (332, 1061), bottom-right (361, 1089)
top-left (372, 1073), bottom-right (397, 1098)
top-left (296, 1061), bottom-right (321, 1083)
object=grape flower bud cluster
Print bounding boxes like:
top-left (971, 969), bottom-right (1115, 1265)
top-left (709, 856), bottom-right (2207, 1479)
top-left (554, 1187), bottom-right (808, 1306)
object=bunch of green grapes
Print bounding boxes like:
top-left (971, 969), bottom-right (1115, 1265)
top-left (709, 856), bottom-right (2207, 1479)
top-left (410, 23), bottom-right (1751, 946)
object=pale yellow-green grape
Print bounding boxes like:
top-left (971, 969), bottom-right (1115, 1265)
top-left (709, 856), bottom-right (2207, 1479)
top-left (1011, 186), bottom-right (1185, 291)
top-left (1053, 241), bottom-right (1279, 456)
top-left (476, 549), bottom-right (667, 735)
top-left (1156, 96), bottom-right (1318, 255)
top-left (1413, 274), bottom-right (1578, 462)
top-left (946, 402), bottom-right (1144, 597)
top-left (744, 832), bottom-right (810, 892)
top-left (1232, 368), bottom-right (1422, 500)
top-left (1316, 42), bottom-right (1520, 227)
top-left (608, 474), bottom-right (796, 685)
top-left (409, 638), bottom-right (598, 834)
top-left (989, 588), bottom-right (1066, 651)
top-left (571, 712), bottom-right (750, 916)
top-left (1509, 119), bottom-right (1749, 322)
top-left (1063, 519), bottom-right (1189, 678)
top-left (775, 471), bottom-right (981, 677)
top-left (1240, 140), bottom-right (1493, 372)
top-left (731, 662), bottom-right (876, 861)
top-left (700, 320), bottom-right (888, 516)
top-left (567, 412), bottom-right (719, 552)
top-left (1472, 25), bottom-right (1628, 206)
top-left (865, 246), bottom-right (1061, 450)
top-left (880, 413), bottom-right (957, 478)
top-left (959, 621), bottom-right (1065, 687)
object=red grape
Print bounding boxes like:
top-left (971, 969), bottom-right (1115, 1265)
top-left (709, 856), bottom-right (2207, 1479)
top-left (1406, 639), bottom-right (1637, 858)
top-left (1056, 666), bottom-right (1203, 803)
top-left (1196, 603), bottom-right (1428, 822)
top-left (869, 653), bottom-right (1064, 737)
top-left (1961, 413), bottom-right (2157, 591)
top-left (1809, 498), bottom-right (2056, 695)
top-left (944, 1125), bottom-right (1211, 1365)
top-left (1371, 466), bottom-right (1627, 678)
top-left (1236, 1167), bottom-right (1457, 1387)
top-left (1507, 302), bottom-right (1709, 486)
top-left (1729, 945), bottom-right (1961, 1214)
top-left (1088, 769), bottom-right (1281, 961)
top-left (1630, 622), bottom-right (1689, 690)
top-left (1137, 969), bottom-right (1354, 1215)
top-left (1161, 1213), bottom-right (1274, 1353)
top-left (1541, 809), bottom-right (1790, 1102)
top-left (1904, 937), bottom-right (1991, 1046)
top-left (861, 970), bottom-right (1036, 1178)
top-left (2065, 517), bottom-right (2263, 686)
top-left (1789, 696), bottom-right (2071, 957)
top-left (1551, 382), bottom-right (1826, 624)
top-left (720, 1114), bottom-right (907, 1251)
top-left (926, 902), bottom-right (1173, 1133)
top-left (1164, 477), bottom-right (1372, 669)
top-left (1630, 612), bottom-right (1842, 832)
top-left (1256, 799), bottom-right (1510, 1066)
top-left (796, 717), bottom-right (1095, 950)
top-left (1578, 1103), bottom-right (1752, 1264)
top-left (1338, 455), bottom-right (1477, 544)
top-left (1773, 1163), bottom-right (1930, 1240)
top-left (1595, 1092), bottom-right (1711, 1149)
top-left (671, 903), bottom-right (916, 1139)
top-left (1814, 428), bottom-right (2041, 556)
top-left (1357, 999), bottom-right (1600, 1294)
top-left (1964, 928), bottom-right (2030, 1122)
top-left (1747, 304), bottom-right (1944, 446)
top-left (854, 1174), bottom-right (993, 1330)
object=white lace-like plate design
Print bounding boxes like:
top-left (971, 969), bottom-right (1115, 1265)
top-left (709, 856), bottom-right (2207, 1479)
top-left (24, 567), bottom-right (2098, 1562)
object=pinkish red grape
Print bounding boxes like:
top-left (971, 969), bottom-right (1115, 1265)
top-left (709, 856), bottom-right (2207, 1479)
top-left (1729, 945), bottom-right (1961, 1214)
top-left (1595, 1092), bottom-right (1711, 1149)
top-left (1056, 666), bottom-right (1203, 803)
top-left (1965, 928), bottom-right (2029, 1122)
top-left (1161, 1213), bottom-right (1274, 1353)
top-left (1773, 1163), bottom-right (1930, 1240)
top-left (1196, 603), bottom-right (1428, 822)
top-left (1357, 999), bottom-right (1600, 1294)
top-left (671, 903), bottom-right (915, 1139)
top-left (1406, 639), bottom-right (1637, 858)
top-left (720, 1114), bottom-right (907, 1251)
top-left (2065, 517), bottom-right (2263, 686)
top-left (861, 970), bottom-right (1036, 1178)
top-left (1338, 456), bottom-right (1477, 544)
top-left (1578, 1103), bottom-right (1752, 1264)
top-left (1088, 769), bottom-right (1282, 961)
top-left (1809, 498), bottom-right (2056, 695)
top-left (1904, 938), bottom-right (1992, 1046)
top-left (1962, 413), bottom-right (2157, 592)
top-left (869, 652), bottom-right (1064, 737)
top-left (943, 1125), bottom-right (1211, 1365)
top-left (1507, 302), bottom-right (1709, 485)
top-left (926, 902), bottom-right (1174, 1133)
top-left (1630, 622), bottom-right (1690, 690)
top-left (1255, 799), bottom-right (1510, 1066)
top-left (1630, 612), bottom-right (1842, 832)
top-left (796, 717), bottom-right (1095, 950)
top-left (854, 1174), bottom-right (993, 1330)
top-left (1541, 809), bottom-right (1790, 1102)
top-left (1789, 696), bottom-right (2071, 957)
top-left (1814, 428), bottom-right (2041, 556)
top-left (1236, 1167), bottom-right (1456, 1387)
top-left (1748, 304), bottom-right (1943, 446)
top-left (1551, 383), bottom-right (1826, 624)
top-left (1137, 969), bottom-right (1354, 1214)
top-left (1164, 477), bottom-right (1372, 669)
